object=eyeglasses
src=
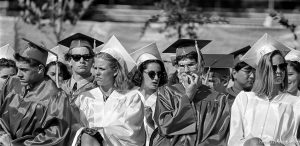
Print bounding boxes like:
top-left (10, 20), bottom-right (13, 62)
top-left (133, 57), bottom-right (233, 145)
top-left (178, 63), bottom-right (197, 70)
top-left (144, 71), bottom-right (163, 80)
top-left (71, 54), bottom-right (93, 62)
top-left (240, 68), bottom-right (255, 75)
top-left (272, 63), bottom-right (287, 71)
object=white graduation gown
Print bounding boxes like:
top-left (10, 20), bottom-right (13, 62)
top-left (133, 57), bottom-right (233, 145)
top-left (228, 91), bottom-right (300, 146)
top-left (74, 87), bottom-right (146, 146)
top-left (136, 89), bottom-right (157, 146)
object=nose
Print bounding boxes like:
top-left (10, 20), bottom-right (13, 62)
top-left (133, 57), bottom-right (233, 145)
top-left (184, 65), bottom-right (190, 72)
top-left (17, 70), bottom-right (22, 78)
top-left (79, 57), bottom-right (85, 63)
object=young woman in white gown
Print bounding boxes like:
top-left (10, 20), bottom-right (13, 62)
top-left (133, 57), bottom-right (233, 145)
top-left (130, 43), bottom-right (168, 146)
top-left (229, 50), bottom-right (300, 146)
top-left (72, 36), bottom-right (145, 146)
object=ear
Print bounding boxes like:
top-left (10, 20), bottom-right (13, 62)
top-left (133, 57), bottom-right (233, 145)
top-left (232, 69), bottom-right (238, 80)
top-left (37, 64), bottom-right (45, 75)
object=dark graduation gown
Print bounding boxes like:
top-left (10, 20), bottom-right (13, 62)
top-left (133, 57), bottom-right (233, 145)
top-left (151, 84), bottom-right (230, 146)
top-left (0, 77), bottom-right (77, 146)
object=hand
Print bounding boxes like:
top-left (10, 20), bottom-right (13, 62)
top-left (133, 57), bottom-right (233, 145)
top-left (81, 133), bottom-right (101, 146)
top-left (0, 134), bottom-right (11, 146)
top-left (243, 137), bottom-right (264, 146)
top-left (182, 73), bottom-right (200, 101)
top-left (144, 106), bottom-right (155, 129)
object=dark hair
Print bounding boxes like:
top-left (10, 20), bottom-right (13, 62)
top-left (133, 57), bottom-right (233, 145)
top-left (174, 51), bottom-right (204, 66)
top-left (0, 58), bottom-right (17, 71)
top-left (45, 61), bottom-right (71, 80)
top-left (14, 53), bottom-right (43, 68)
top-left (252, 50), bottom-right (288, 97)
top-left (130, 60), bottom-right (168, 87)
top-left (287, 60), bottom-right (300, 74)
top-left (232, 61), bottom-right (254, 81)
top-left (64, 48), bottom-right (95, 61)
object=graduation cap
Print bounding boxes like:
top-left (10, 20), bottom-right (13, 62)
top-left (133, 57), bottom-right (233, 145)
top-left (285, 49), bottom-right (300, 63)
top-left (202, 54), bottom-right (234, 85)
top-left (241, 33), bottom-right (292, 68)
top-left (230, 45), bottom-right (251, 58)
top-left (130, 42), bottom-right (162, 67)
top-left (46, 45), bottom-right (69, 64)
top-left (20, 38), bottom-right (52, 66)
top-left (58, 33), bottom-right (103, 50)
top-left (0, 44), bottom-right (15, 60)
top-left (100, 35), bottom-right (136, 72)
top-left (162, 39), bottom-right (211, 57)
top-left (230, 45), bottom-right (251, 66)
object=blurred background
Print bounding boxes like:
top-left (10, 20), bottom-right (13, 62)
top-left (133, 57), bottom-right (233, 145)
top-left (0, 0), bottom-right (299, 73)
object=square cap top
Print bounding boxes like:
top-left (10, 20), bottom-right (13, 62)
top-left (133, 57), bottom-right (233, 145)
top-left (241, 33), bottom-right (292, 68)
top-left (0, 44), bottom-right (15, 60)
top-left (100, 35), bottom-right (136, 71)
top-left (285, 49), bottom-right (300, 63)
top-left (20, 38), bottom-right (52, 65)
top-left (203, 54), bottom-right (234, 69)
top-left (230, 45), bottom-right (251, 58)
top-left (130, 42), bottom-right (162, 67)
top-left (58, 33), bottom-right (103, 50)
top-left (163, 39), bottom-right (211, 56)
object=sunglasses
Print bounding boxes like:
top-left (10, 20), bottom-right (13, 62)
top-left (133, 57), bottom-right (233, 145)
top-left (71, 54), bottom-right (93, 62)
top-left (272, 63), bottom-right (287, 71)
top-left (144, 71), bottom-right (163, 80)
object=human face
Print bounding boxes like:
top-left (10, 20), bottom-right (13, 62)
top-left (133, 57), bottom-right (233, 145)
top-left (46, 65), bottom-right (64, 84)
top-left (142, 62), bottom-right (162, 90)
top-left (16, 61), bottom-right (40, 86)
top-left (93, 58), bottom-right (116, 89)
top-left (272, 54), bottom-right (286, 85)
top-left (69, 47), bottom-right (93, 75)
top-left (212, 72), bottom-right (228, 93)
top-left (0, 67), bottom-right (16, 80)
top-left (287, 64), bottom-right (300, 94)
top-left (177, 58), bottom-right (199, 78)
top-left (233, 65), bottom-right (255, 90)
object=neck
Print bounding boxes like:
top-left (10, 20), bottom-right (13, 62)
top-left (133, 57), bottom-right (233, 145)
top-left (72, 72), bottom-right (91, 81)
top-left (270, 84), bottom-right (282, 99)
top-left (101, 84), bottom-right (114, 93)
top-left (139, 84), bottom-right (156, 100)
top-left (233, 82), bottom-right (244, 92)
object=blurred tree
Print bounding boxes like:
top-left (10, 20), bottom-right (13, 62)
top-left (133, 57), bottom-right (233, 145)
top-left (142, 0), bottom-right (228, 39)
top-left (18, 0), bottom-right (94, 42)
top-left (270, 11), bottom-right (297, 40)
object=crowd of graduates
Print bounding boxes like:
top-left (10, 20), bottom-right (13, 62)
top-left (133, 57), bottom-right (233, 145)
top-left (0, 32), bottom-right (299, 146)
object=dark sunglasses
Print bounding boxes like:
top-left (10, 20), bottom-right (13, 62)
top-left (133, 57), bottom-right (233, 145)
top-left (144, 71), bottom-right (163, 80)
top-left (71, 54), bottom-right (93, 62)
top-left (272, 63), bottom-right (287, 71)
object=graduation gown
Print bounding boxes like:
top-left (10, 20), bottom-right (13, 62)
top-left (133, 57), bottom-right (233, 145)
top-left (228, 91), bottom-right (300, 146)
top-left (136, 89), bottom-right (157, 146)
top-left (151, 84), bottom-right (230, 146)
top-left (73, 88), bottom-right (146, 146)
top-left (0, 77), bottom-right (76, 146)
top-left (60, 76), bottom-right (95, 103)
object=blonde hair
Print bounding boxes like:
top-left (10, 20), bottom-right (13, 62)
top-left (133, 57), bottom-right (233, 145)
top-left (251, 50), bottom-right (288, 97)
top-left (95, 52), bottom-right (133, 93)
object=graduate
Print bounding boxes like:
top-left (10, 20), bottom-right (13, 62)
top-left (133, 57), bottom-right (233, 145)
top-left (285, 49), bottom-right (300, 96)
top-left (226, 45), bottom-right (255, 98)
top-left (202, 54), bottom-right (234, 94)
top-left (130, 42), bottom-right (168, 146)
top-left (228, 33), bottom-right (299, 146)
top-left (0, 38), bottom-right (77, 146)
top-left (58, 33), bottom-right (103, 101)
top-left (151, 39), bottom-right (230, 146)
top-left (73, 35), bottom-right (145, 146)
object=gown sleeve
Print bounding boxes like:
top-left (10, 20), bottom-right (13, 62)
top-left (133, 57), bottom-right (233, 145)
top-left (12, 91), bottom-right (75, 146)
top-left (154, 85), bottom-right (197, 136)
top-left (228, 91), bottom-right (247, 146)
top-left (101, 91), bottom-right (146, 146)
